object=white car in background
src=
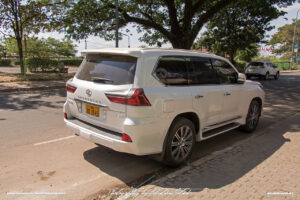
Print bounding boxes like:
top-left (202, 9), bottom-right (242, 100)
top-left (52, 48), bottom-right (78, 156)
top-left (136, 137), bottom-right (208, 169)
top-left (245, 61), bottom-right (280, 80)
top-left (64, 48), bottom-right (265, 166)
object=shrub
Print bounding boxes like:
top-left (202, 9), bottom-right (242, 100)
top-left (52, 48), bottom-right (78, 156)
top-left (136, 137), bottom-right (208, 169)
top-left (60, 58), bottom-right (83, 66)
top-left (0, 59), bottom-right (12, 66)
top-left (26, 57), bottom-right (59, 72)
top-left (273, 62), bottom-right (290, 71)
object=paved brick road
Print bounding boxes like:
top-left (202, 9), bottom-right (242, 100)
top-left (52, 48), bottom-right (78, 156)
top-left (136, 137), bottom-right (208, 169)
top-left (115, 113), bottom-right (300, 200)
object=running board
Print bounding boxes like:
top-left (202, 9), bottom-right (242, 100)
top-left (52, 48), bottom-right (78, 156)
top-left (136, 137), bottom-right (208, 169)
top-left (202, 123), bottom-right (240, 139)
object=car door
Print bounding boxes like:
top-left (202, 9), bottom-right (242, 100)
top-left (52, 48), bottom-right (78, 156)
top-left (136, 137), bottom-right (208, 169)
top-left (187, 57), bottom-right (224, 127)
top-left (211, 59), bottom-right (242, 122)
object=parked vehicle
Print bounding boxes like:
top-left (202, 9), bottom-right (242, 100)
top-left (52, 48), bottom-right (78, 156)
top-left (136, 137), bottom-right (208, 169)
top-left (245, 61), bottom-right (280, 80)
top-left (64, 48), bottom-right (265, 166)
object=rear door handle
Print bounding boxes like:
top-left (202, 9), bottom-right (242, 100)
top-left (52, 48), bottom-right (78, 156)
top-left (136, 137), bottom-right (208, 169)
top-left (195, 95), bottom-right (204, 99)
top-left (224, 92), bottom-right (231, 96)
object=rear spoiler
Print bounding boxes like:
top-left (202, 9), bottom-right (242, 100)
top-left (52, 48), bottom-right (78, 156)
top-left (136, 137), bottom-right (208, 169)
top-left (81, 48), bottom-right (141, 58)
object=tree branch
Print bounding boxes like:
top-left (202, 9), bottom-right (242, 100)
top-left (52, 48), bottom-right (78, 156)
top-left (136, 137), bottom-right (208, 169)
top-left (163, 0), bottom-right (180, 35)
top-left (191, 0), bottom-right (234, 39)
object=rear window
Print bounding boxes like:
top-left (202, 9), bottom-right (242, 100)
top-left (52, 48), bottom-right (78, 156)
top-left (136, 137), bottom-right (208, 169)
top-left (249, 62), bottom-right (264, 67)
top-left (76, 54), bottom-right (137, 85)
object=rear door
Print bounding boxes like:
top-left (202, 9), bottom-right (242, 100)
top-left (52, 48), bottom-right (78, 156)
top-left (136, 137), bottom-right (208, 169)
top-left (187, 57), bottom-right (224, 127)
top-left (211, 59), bottom-right (242, 122)
top-left (71, 54), bottom-right (137, 132)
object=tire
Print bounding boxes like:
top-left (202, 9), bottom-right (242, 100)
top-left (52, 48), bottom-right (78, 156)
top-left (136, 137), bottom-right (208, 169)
top-left (240, 100), bottom-right (261, 133)
top-left (264, 72), bottom-right (269, 80)
top-left (163, 118), bottom-right (196, 167)
top-left (274, 72), bottom-right (280, 80)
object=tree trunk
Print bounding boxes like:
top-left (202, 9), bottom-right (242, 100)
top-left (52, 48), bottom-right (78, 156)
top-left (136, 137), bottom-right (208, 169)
top-left (228, 49), bottom-right (236, 65)
top-left (170, 39), bottom-right (193, 49)
top-left (16, 36), bottom-right (25, 75)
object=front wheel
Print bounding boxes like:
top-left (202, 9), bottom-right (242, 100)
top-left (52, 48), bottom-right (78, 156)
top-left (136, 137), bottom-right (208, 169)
top-left (274, 72), bottom-right (280, 80)
top-left (240, 100), bottom-right (261, 133)
top-left (164, 118), bottom-right (196, 167)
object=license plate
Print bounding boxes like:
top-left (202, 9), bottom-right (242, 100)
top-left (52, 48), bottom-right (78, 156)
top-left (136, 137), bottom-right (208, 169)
top-left (86, 104), bottom-right (99, 117)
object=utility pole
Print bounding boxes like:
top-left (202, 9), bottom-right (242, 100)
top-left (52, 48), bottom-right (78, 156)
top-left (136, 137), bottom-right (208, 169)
top-left (115, 0), bottom-right (119, 48)
top-left (85, 38), bottom-right (87, 49)
top-left (290, 9), bottom-right (299, 70)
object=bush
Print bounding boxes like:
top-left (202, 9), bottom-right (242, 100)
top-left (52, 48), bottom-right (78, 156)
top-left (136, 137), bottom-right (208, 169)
top-left (0, 59), bottom-right (11, 66)
top-left (26, 57), bottom-right (59, 72)
top-left (273, 62), bottom-right (290, 71)
top-left (60, 58), bottom-right (83, 66)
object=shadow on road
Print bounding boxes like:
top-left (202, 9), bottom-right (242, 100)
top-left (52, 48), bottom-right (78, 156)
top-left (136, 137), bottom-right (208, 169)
top-left (150, 114), bottom-right (300, 192)
top-left (0, 89), bottom-right (66, 110)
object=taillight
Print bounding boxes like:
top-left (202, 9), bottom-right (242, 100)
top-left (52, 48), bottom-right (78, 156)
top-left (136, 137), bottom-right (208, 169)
top-left (66, 84), bottom-right (77, 93)
top-left (122, 133), bottom-right (132, 142)
top-left (64, 113), bottom-right (68, 119)
top-left (106, 88), bottom-right (151, 106)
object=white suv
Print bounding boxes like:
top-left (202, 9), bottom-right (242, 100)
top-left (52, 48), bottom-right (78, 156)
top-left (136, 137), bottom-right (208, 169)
top-left (64, 48), bottom-right (265, 166)
top-left (245, 61), bottom-right (280, 80)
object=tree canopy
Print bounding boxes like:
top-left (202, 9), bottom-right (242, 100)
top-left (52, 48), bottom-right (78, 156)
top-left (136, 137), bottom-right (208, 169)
top-left (60, 0), bottom-right (243, 49)
top-left (0, 0), bottom-right (55, 75)
top-left (269, 20), bottom-right (300, 58)
top-left (192, 0), bottom-right (293, 63)
top-left (1, 37), bottom-right (77, 57)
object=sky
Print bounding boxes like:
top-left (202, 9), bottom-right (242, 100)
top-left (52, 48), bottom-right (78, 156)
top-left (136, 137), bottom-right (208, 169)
top-left (37, 2), bottom-right (300, 56)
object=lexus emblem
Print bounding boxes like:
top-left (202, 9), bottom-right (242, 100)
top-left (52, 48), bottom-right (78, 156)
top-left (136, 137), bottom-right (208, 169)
top-left (86, 89), bottom-right (92, 97)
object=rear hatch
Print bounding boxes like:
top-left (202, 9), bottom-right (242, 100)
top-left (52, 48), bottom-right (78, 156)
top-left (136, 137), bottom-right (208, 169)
top-left (69, 54), bottom-right (137, 132)
top-left (248, 62), bottom-right (264, 71)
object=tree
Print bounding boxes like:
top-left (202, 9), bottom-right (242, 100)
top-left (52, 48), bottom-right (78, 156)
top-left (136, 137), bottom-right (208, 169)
top-left (269, 20), bottom-right (300, 58)
top-left (2, 36), bottom-right (77, 58)
top-left (0, 0), bottom-right (51, 75)
top-left (60, 0), bottom-right (242, 49)
top-left (192, 0), bottom-right (293, 63)
top-left (235, 44), bottom-right (259, 62)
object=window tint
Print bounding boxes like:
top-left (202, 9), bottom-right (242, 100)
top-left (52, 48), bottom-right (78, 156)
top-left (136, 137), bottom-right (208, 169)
top-left (188, 57), bottom-right (218, 85)
top-left (211, 59), bottom-right (238, 84)
top-left (154, 56), bottom-right (188, 85)
top-left (76, 54), bottom-right (137, 85)
top-left (249, 62), bottom-right (264, 67)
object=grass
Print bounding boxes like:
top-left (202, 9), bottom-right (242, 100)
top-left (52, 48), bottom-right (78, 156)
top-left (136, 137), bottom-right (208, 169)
top-left (0, 72), bottom-right (75, 83)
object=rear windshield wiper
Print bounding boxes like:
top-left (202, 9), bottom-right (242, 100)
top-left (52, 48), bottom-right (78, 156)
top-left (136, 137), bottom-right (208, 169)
top-left (91, 77), bottom-right (114, 83)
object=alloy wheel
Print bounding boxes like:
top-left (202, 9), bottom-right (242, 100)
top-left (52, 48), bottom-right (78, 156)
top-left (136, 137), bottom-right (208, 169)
top-left (171, 125), bottom-right (193, 162)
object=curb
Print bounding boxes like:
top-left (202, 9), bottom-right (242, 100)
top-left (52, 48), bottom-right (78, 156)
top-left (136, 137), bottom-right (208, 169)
top-left (280, 70), bottom-right (300, 73)
top-left (0, 85), bottom-right (65, 93)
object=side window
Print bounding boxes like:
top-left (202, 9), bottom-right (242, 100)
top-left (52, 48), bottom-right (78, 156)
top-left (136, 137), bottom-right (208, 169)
top-left (211, 59), bottom-right (238, 84)
top-left (154, 56), bottom-right (188, 85)
top-left (188, 57), bottom-right (218, 85)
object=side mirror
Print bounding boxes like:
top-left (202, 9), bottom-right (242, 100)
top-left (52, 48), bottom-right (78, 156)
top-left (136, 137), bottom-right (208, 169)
top-left (237, 73), bottom-right (246, 84)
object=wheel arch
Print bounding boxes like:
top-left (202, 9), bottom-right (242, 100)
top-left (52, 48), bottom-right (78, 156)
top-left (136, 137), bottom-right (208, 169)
top-left (159, 112), bottom-right (200, 160)
top-left (252, 97), bottom-right (263, 116)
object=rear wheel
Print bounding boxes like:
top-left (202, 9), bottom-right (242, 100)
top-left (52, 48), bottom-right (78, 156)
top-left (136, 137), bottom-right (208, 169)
top-left (264, 72), bottom-right (269, 80)
top-left (164, 118), bottom-right (196, 167)
top-left (240, 100), bottom-right (261, 133)
top-left (274, 72), bottom-right (280, 80)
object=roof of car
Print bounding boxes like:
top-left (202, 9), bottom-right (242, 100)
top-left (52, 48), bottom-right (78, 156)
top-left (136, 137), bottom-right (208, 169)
top-left (81, 48), bottom-right (221, 59)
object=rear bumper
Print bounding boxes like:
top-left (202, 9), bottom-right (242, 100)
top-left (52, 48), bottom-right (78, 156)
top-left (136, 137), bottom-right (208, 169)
top-left (246, 72), bottom-right (265, 76)
top-left (65, 118), bottom-right (137, 153)
top-left (64, 116), bottom-right (168, 156)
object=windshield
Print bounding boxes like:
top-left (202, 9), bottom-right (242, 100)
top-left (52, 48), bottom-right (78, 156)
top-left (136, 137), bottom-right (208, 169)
top-left (76, 54), bottom-right (137, 85)
top-left (249, 62), bottom-right (264, 67)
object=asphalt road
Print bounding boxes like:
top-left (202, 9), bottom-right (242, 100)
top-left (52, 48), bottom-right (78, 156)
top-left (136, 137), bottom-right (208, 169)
top-left (1, 72), bottom-right (300, 200)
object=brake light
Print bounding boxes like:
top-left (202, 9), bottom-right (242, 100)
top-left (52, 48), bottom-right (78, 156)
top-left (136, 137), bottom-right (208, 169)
top-left (122, 133), bottom-right (132, 142)
top-left (66, 84), bottom-right (77, 93)
top-left (106, 88), bottom-right (151, 106)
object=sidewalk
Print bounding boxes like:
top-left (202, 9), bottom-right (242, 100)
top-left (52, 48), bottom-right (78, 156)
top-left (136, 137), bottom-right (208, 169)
top-left (118, 113), bottom-right (300, 200)
top-left (0, 80), bottom-right (66, 93)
